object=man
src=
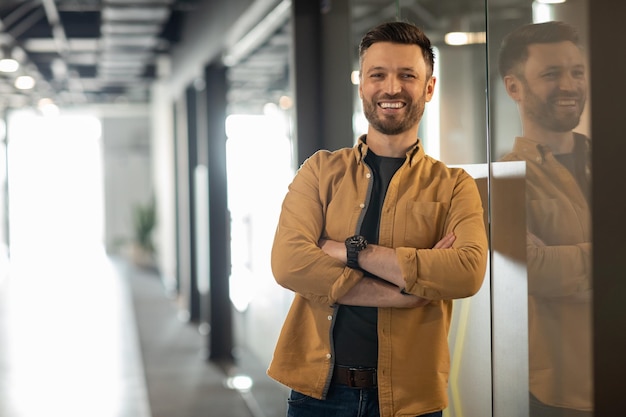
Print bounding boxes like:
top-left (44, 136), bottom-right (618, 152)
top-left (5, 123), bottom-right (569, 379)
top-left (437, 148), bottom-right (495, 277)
top-left (268, 21), bottom-right (488, 417)
top-left (498, 21), bottom-right (593, 416)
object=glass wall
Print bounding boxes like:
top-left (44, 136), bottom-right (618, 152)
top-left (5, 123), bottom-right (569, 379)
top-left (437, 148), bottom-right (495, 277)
top-left (488, 1), bottom-right (592, 417)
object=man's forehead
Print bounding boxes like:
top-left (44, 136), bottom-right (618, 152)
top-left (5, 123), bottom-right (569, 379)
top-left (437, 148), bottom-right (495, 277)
top-left (363, 42), bottom-right (423, 55)
top-left (525, 41), bottom-right (585, 66)
top-left (361, 42), bottom-right (425, 67)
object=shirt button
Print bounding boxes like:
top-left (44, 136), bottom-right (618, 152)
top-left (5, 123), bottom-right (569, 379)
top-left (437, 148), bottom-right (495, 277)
top-left (327, 315), bottom-right (332, 321)
top-left (359, 203), bottom-right (365, 209)
top-left (366, 173), bottom-right (371, 179)
top-left (326, 353), bottom-right (332, 359)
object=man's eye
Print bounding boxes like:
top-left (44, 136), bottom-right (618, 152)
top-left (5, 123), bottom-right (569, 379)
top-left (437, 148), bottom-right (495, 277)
top-left (401, 74), bottom-right (416, 79)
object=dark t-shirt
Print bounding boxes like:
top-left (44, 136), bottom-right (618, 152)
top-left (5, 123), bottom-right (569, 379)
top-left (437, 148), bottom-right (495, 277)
top-left (554, 134), bottom-right (590, 204)
top-left (333, 150), bottom-right (404, 367)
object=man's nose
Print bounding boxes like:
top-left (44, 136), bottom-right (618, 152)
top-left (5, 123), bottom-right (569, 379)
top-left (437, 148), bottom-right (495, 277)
top-left (383, 77), bottom-right (402, 95)
top-left (559, 72), bottom-right (580, 90)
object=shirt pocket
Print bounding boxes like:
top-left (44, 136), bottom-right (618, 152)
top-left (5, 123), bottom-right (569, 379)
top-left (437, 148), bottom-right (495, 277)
top-left (527, 198), bottom-right (585, 244)
top-left (403, 201), bottom-right (447, 248)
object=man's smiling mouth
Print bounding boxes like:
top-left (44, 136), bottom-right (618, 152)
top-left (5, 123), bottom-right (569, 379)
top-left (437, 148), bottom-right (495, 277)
top-left (555, 99), bottom-right (577, 106)
top-left (379, 101), bottom-right (405, 109)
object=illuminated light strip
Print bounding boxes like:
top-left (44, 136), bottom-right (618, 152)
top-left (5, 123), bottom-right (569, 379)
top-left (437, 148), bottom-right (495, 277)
top-left (448, 297), bottom-right (472, 417)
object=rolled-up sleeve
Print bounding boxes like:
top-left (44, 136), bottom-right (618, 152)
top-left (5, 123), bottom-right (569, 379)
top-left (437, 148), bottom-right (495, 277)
top-left (398, 172), bottom-right (488, 300)
top-left (271, 151), bottom-right (363, 305)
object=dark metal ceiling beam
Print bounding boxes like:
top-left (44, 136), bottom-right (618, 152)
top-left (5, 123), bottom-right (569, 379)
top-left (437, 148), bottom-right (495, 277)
top-left (41, 0), bottom-right (85, 101)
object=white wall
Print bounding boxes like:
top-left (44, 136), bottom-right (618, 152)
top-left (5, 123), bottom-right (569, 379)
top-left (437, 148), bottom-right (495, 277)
top-left (150, 81), bottom-right (178, 293)
top-left (100, 106), bottom-right (152, 256)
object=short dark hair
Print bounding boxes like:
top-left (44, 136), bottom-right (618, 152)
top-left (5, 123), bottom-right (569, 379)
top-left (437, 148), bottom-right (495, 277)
top-left (498, 21), bottom-right (582, 79)
top-left (359, 21), bottom-right (435, 78)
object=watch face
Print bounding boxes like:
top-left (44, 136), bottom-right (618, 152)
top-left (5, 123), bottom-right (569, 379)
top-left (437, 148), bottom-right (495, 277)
top-left (345, 235), bottom-right (367, 268)
top-left (347, 235), bottom-right (367, 250)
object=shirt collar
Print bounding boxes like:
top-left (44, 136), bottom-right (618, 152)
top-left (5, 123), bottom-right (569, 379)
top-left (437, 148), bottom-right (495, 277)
top-left (512, 136), bottom-right (552, 164)
top-left (512, 134), bottom-right (590, 165)
top-left (355, 134), bottom-right (424, 166)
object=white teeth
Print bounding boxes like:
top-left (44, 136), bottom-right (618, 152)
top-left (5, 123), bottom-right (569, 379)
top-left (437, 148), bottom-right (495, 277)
top-left (379, 102), bottom-right (404, 109)
top-left (556, 99), bottom-right (576, 106)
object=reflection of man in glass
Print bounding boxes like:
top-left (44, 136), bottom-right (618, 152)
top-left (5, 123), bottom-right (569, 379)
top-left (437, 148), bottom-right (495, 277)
top-left (498, 21), bottom-right (592, 417)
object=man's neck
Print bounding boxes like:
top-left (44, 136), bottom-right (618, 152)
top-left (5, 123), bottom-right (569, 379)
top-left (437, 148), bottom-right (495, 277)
top-left (366, 127), bottom-right (419, 158)
top-left (522, 124), bottom-right (575, 155)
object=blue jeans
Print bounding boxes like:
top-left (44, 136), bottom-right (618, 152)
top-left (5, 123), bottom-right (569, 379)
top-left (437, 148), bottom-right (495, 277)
top-left (287, 385), bottom-right (443, 417)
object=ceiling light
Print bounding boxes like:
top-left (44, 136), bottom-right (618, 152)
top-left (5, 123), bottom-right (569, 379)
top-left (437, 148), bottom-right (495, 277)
top-left (15, 75), bottom-right (36, 90)
top-left (536, 0), bottom-right (566, 3)
top-left (278, 95), bottom-right (293, 110)
top-left (444, 32), bottom-right (487, 46)
top-left (0, 58), bottom-right (19, 73)
top-left (351, 71), bottom-right (360, 85)
top-left (38, 98), bottom-right (60, 117)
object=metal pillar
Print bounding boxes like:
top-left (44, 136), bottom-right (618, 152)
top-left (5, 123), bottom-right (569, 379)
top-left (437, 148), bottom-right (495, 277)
top-left (291, 0), bottom-right (354, 166)
top-left (173, 88), bottom-right (201, 323)
top-left (203, 62), bottom-right (233, 363)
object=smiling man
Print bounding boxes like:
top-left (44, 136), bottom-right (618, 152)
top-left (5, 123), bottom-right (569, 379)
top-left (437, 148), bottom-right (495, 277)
top-left (498, 21), bottom-right (593, 417)
top-left (267, 21), bottom-right (488, 417)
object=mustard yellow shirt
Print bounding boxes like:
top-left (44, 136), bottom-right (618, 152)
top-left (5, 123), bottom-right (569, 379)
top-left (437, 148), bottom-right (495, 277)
top-left (501, 135), bottom-right (592, 411)
top-left (268, 136), bottom-right (488, 417)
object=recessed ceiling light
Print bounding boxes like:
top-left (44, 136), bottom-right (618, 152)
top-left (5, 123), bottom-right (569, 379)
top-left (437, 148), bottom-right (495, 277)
top-left (0, 58), bottom-right (19, 73)
top-left (15, 75), bottom-right (36, 90)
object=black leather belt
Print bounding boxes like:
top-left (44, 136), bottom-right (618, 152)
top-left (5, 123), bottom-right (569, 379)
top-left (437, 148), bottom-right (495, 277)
top-left (332, 366), bottom-right (377, 388)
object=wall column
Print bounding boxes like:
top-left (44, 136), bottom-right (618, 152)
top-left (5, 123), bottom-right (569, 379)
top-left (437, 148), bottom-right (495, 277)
top-left (203, 62), bottom-right (233, 363)
top-left (590, 0), bottom-right (626, 414)
top-left (291, 0), bottom-right (354, 166)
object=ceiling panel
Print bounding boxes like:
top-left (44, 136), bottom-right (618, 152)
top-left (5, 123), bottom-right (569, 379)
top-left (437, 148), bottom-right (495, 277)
top-left (0, 0), bottom-right (529, 112)
top-left (0, 0), bottom-right (198, 108)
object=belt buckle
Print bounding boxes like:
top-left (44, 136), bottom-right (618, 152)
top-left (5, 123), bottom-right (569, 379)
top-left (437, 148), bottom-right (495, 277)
top-left (347, 368), bottom-right (358, 387)
top-left (347, 367), bottom-right (376, 388)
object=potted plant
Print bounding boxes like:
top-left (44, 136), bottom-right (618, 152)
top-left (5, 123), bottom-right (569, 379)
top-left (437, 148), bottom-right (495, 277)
top-left (131, 196), bottom-right (157, 268)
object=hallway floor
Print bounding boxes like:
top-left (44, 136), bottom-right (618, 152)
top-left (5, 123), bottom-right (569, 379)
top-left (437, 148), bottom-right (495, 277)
top-left (0, 245), bottom-right (287, 417)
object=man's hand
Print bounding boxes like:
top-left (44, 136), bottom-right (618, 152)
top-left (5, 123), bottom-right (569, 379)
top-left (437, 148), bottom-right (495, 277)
top-left (318, 232), bottom-right (456, 308)
top-left (318, 238), bottom-right (344, 262)
top-left (337, 276), bottom-right (431, 308)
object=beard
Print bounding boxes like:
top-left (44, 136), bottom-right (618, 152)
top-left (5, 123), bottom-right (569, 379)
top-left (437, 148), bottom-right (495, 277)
top-left (520, 78), bottom-right (586, 133)
top-left (362, 90), bottom-right (426, 135)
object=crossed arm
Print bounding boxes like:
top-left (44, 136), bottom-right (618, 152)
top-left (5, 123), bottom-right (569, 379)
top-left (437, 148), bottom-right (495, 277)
top-left (318, 232), bottom-right (456, 308)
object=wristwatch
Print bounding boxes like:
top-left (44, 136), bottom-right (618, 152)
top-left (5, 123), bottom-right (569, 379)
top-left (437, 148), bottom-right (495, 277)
top-left (345, 235), bottom-right (368, 269)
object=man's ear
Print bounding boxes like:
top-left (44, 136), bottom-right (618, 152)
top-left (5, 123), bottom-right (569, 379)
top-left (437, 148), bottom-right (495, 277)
top-left (424, 76), bottom-right (436, 102)
top-left (504, 75), bottom-right (522, 102)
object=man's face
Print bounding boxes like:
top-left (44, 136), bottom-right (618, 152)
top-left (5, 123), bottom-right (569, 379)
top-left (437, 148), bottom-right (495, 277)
top-left (359, 42), bottom-right (435, 135)
top-left (515, 41), bottom-right (587, 132)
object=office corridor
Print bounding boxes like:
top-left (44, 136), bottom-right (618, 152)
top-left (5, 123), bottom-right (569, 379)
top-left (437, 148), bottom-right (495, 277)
top-left (0, 244), bottom-right (287, 417)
